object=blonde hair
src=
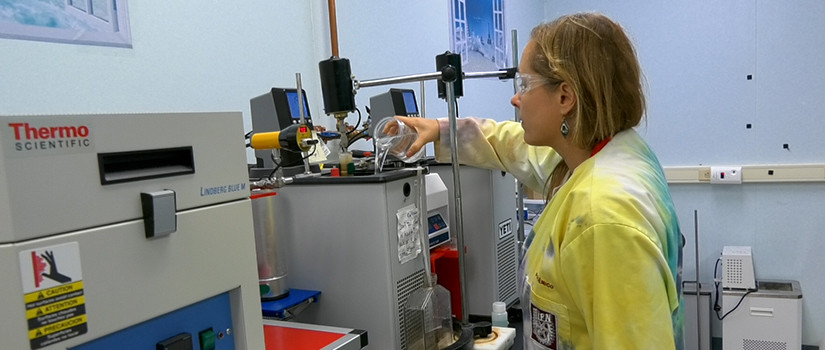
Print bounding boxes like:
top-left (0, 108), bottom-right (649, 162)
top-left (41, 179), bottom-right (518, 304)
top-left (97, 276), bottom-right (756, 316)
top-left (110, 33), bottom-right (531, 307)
top-left (530, 12), bottom-right (646, 149)
top-left (530, 13), bottom-right (646, 199)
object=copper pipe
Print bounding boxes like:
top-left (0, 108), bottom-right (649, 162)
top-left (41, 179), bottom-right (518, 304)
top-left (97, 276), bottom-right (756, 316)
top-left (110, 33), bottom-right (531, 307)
top-left (327, 0), bottom-right (339, 57)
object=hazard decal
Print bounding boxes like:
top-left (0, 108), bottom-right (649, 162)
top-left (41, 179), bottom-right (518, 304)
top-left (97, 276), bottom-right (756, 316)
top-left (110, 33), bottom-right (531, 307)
top-left (18, 242), bottom-right (87, 349)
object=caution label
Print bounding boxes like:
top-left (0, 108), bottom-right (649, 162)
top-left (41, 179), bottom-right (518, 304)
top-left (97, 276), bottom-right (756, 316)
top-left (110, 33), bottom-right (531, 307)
top-left (29, 315), bottom-right (88, 348)
top-left (19, 243), bottom-right (87, 349)
top-left (26, 289), bottom-right (85, 318)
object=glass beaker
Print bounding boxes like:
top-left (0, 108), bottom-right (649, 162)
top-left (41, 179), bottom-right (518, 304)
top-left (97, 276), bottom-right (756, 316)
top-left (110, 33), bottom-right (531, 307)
top-left (373, 117), bottom-right (426, 164)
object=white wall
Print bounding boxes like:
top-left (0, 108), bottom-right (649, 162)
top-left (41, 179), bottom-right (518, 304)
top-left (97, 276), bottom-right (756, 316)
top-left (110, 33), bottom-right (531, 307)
top-left (1, 1), bottom-right (321, 162)
top-left (0, 0), bottom-right (545, 150)
top-left (545, 1), bottom-right (825, 346)
top-left (315, 0), bottom-right (546, 150)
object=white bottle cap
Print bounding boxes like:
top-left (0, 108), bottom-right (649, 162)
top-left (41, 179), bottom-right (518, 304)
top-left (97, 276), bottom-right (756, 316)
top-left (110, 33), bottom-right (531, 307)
top-left (493, 301), bottom-right (506, 313)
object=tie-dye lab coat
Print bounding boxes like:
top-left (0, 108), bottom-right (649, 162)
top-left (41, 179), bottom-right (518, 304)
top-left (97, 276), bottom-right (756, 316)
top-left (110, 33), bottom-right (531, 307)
top-left (433, 117), bottom-right (684, 350)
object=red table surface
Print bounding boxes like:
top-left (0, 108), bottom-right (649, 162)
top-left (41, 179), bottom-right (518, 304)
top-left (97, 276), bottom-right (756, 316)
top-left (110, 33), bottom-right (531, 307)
top-left (264, 324), bottom-right (348, 350)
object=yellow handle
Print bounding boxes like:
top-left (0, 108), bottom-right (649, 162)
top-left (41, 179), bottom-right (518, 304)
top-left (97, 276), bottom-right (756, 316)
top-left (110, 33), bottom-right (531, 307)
top-left (250, 131), bottom-right (282, 149)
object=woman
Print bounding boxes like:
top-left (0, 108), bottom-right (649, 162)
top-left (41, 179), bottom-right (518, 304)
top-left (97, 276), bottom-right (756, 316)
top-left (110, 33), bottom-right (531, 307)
top-left (396, 12), bottom-right (684, 349)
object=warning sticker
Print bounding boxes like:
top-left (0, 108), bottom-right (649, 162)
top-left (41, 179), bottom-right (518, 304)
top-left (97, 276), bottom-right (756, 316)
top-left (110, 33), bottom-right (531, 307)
top-left (19, 242), bottom-right (87, 349)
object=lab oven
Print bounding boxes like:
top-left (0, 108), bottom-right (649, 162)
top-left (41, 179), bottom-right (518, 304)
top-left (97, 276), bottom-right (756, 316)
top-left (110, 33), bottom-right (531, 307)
top-left (0, 112), bottom-right (265, 349)
top-left (429, 163), bottom-right (519, 317)
top-left (275, 170), bottom-right (427, 350)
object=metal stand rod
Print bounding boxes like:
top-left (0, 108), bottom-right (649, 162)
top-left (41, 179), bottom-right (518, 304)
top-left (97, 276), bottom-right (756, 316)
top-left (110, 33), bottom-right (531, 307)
top-left (296, 73), bottom-right (307, 124)
top-left (510, 29), bottom-right (527, 251)
top-left (296, 73), bottom-right (312, 175)
top-left (357, 70), bottom-right (511, 90)
top-left (463, 70), bottom-right (511, 79)
top-left (694, 210), bottom-right (702, 349)
top-left (419, 167), bottom-right (433, 287)
top-left (420, 81), bottom-right (426, 119)
top-left (445, 81), bottom-right (468, 321)
top-left (356, 72), bottom-right (443, 89)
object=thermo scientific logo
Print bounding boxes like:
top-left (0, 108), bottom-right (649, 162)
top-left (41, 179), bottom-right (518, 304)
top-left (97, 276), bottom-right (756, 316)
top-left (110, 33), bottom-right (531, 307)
top-left (7, 122), bottom-right (92, 152)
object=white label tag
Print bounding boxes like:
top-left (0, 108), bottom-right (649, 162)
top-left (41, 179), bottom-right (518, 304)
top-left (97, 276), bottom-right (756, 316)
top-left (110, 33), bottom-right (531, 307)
top-left (396, 204), bottom-right (421, 264)
top-left (307, 131), bottom-right (329, 164)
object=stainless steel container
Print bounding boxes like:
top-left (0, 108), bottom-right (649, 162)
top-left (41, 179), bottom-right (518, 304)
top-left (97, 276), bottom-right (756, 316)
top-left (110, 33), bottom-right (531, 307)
top-left (251, 191), bottom-right (289, 300)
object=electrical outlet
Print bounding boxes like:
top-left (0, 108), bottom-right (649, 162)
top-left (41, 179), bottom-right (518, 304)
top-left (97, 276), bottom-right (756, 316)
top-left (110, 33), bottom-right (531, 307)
top-left (710, 166), bottom-right (742, 184)
top-left (699, 168), bottom-right (711, 181)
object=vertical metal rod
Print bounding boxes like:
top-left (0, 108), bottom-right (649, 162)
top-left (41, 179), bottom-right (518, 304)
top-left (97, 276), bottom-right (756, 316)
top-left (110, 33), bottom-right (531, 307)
top-left (296, 73), bottom-right (311, 174)
top-left (419, 167), bottom-right (432, 287)
top-left (446, 81), bottom-right (468, 321)
top-left (420, 81), bottom-right (426, 119)
top-left (296, 73), bottom-right (307, 125)
top-left (694, 209), bottom-right (702, 349)
top-left (510, 29), bottom-right (527, 250)
top-left (419, 81), bottom-right (428, 159)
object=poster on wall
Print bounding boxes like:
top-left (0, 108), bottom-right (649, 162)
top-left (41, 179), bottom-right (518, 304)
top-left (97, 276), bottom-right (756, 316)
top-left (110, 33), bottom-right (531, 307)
top-left (0, 0), bottom-right (131, 48)
top-left (449, 0), bottom-right (507, 72)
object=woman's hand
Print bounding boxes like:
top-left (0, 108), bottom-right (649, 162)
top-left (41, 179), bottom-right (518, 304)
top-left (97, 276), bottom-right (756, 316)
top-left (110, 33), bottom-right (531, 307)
top-left (394, 116), bottom-right (439, 158)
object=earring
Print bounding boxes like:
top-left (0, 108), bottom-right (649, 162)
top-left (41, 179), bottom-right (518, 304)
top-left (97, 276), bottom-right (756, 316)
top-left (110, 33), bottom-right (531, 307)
top-left (560, 119), bottom-right (570, 138)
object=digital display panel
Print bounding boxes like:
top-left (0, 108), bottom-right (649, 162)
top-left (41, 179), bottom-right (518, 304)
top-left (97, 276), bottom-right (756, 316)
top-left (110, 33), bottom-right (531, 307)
top-left (402, 90), bottom-right (418, 115)
top-left (286, 91), bottom-right (311, 120)
top-left (428, 213), bottom-right (450, 247)
top-left (428, 214), bottom-right (448, 234)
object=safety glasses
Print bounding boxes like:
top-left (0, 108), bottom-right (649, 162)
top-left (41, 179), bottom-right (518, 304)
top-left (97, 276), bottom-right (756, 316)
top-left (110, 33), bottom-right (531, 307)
top-left (514, 73), bottom-right (551, 95)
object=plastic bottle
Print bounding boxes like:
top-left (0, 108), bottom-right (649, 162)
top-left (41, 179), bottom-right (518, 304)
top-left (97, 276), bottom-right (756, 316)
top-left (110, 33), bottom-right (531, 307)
top-left (491, 301), bottom-right (508, 327)
top-left (338, 151), bottom-right (354, 176)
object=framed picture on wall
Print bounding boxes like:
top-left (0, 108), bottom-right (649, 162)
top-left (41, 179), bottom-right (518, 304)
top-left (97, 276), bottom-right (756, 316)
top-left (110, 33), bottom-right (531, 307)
top-left (0, 0), bottom-right (131, 48)
top-left (450, 0), bottom-right (507, 72)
